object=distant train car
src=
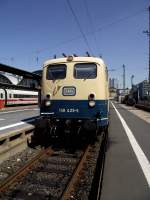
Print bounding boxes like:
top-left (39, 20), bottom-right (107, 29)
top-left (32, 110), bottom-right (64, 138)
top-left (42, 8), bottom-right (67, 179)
top-left (122, 94), bottom-right (136, 106)
top-left (5, 89), bottom-right (38, 105)
top-left (37, 55), bottom-right (109, 141)
top-left (0, 89), bottom-right (5, 108)
top-left (0, 88), bottom-right (38, 108)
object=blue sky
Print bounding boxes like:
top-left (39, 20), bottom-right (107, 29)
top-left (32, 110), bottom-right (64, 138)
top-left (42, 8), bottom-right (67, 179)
top-left (0, 0), bottom-right (150, 88)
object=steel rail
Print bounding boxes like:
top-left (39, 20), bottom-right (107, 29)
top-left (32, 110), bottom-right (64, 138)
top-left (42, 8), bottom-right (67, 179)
top-left (61, 133), bottom-right (106, 200)
top-left (0, 147), bottom-right (54, 194)
top-left (61, 143), bottom-right (98, 200)
top-left (61, 145), bottom-right (92, 200)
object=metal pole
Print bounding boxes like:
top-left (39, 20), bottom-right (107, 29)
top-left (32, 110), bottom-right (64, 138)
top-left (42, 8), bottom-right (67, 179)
top-left (148, 6), bottom-right (150, 84)
top-left (123, 64), bottom-right (125, 90)
top-left (143, 6), bottom-right (150, 83)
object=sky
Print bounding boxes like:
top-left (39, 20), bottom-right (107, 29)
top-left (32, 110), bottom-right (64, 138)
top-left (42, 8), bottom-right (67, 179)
top-left (0, 0), bottom-right (150, 88)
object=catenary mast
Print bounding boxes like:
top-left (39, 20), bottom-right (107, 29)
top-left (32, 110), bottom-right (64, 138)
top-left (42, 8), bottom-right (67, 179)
top-left (143, 6), bottom-right (150, 83)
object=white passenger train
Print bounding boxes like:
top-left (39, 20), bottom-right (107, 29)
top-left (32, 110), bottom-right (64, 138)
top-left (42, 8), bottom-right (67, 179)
top-left (0, 88), bottom-right (38, 108)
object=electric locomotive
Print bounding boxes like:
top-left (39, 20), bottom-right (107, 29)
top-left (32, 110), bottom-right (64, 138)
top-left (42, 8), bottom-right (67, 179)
top-left (35, 55), bottom-right (109, 142)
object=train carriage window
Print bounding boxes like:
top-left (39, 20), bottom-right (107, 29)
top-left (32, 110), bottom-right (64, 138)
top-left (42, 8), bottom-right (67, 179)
top-left (0, 93), bottom-right (3, 99)
top-left (9, 94), bottom-right (12, 98)
top-left (46, 64), bottom-right (66, 80)
top-left (74, 63), bottom-right (97, 79)
top-left (14, 94), bottom-right (37, 98)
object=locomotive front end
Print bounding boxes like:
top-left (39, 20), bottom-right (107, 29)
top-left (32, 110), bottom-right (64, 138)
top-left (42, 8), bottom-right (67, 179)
top-left (40, 56), bottom-right (109, 137)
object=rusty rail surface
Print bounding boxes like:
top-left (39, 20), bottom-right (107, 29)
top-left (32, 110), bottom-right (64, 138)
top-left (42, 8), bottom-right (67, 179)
top-left (61, 144), bottom-right (94, 200)
top-left (0, 147), bottom-right (54, 194)
top-left (61, 133), bottom-right (106, 200)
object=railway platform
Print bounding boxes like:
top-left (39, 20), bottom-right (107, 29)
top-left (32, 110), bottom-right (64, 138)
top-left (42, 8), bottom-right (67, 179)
top-left (0, 105), bottom-right (38, 113)
top-left (101, 101), bottom-right (150, 200)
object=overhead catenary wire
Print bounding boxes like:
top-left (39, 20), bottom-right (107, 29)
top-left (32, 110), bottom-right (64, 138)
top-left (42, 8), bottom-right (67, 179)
top-left (66, 0), bottom-right (94, 55)
top-left (33, 7), bottom-right (146, 55)
top-left (95, 8), bottom-right (146, 33)
top-left (83, 0), bottom-right (99, 53)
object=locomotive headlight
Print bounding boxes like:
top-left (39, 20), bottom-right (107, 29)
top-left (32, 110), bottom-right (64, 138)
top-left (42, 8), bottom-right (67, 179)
top-left (45, 100), bottom-right (51, 106)
top-left (89, 100), bottom-right (96, 107)
top-left (88, 93), bottom-right (95, 107)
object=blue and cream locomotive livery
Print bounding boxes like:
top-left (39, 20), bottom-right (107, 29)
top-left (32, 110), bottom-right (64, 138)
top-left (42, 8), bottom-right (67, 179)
top-left (39, 56), bottom-right (109, 139)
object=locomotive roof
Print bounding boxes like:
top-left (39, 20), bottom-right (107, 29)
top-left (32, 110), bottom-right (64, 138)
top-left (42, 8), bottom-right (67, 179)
top-left (43, 56), bottom-right (106, 68)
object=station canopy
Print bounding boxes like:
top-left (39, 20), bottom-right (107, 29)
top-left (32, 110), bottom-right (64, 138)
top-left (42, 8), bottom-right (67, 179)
top-left (0, 63), bottom-right (42, 90)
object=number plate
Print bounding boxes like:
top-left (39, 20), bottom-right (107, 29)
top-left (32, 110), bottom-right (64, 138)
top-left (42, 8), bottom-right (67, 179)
top-left (62, 87), bottom-right (76, 96)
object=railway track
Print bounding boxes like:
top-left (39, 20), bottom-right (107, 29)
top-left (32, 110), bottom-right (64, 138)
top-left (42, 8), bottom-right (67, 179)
top-left (0, 132), bottom-right (107, 200)
top-left (0, 148), bottom-right (54, 194)
top-left (61, 144), bottom-right (93, 200)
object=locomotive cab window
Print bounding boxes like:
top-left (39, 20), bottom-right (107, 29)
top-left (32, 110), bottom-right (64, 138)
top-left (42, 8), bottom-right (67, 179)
top-left (74, 63), bottom-right (97, 79)
top-left (46, 64), bottom-right (66, 80)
